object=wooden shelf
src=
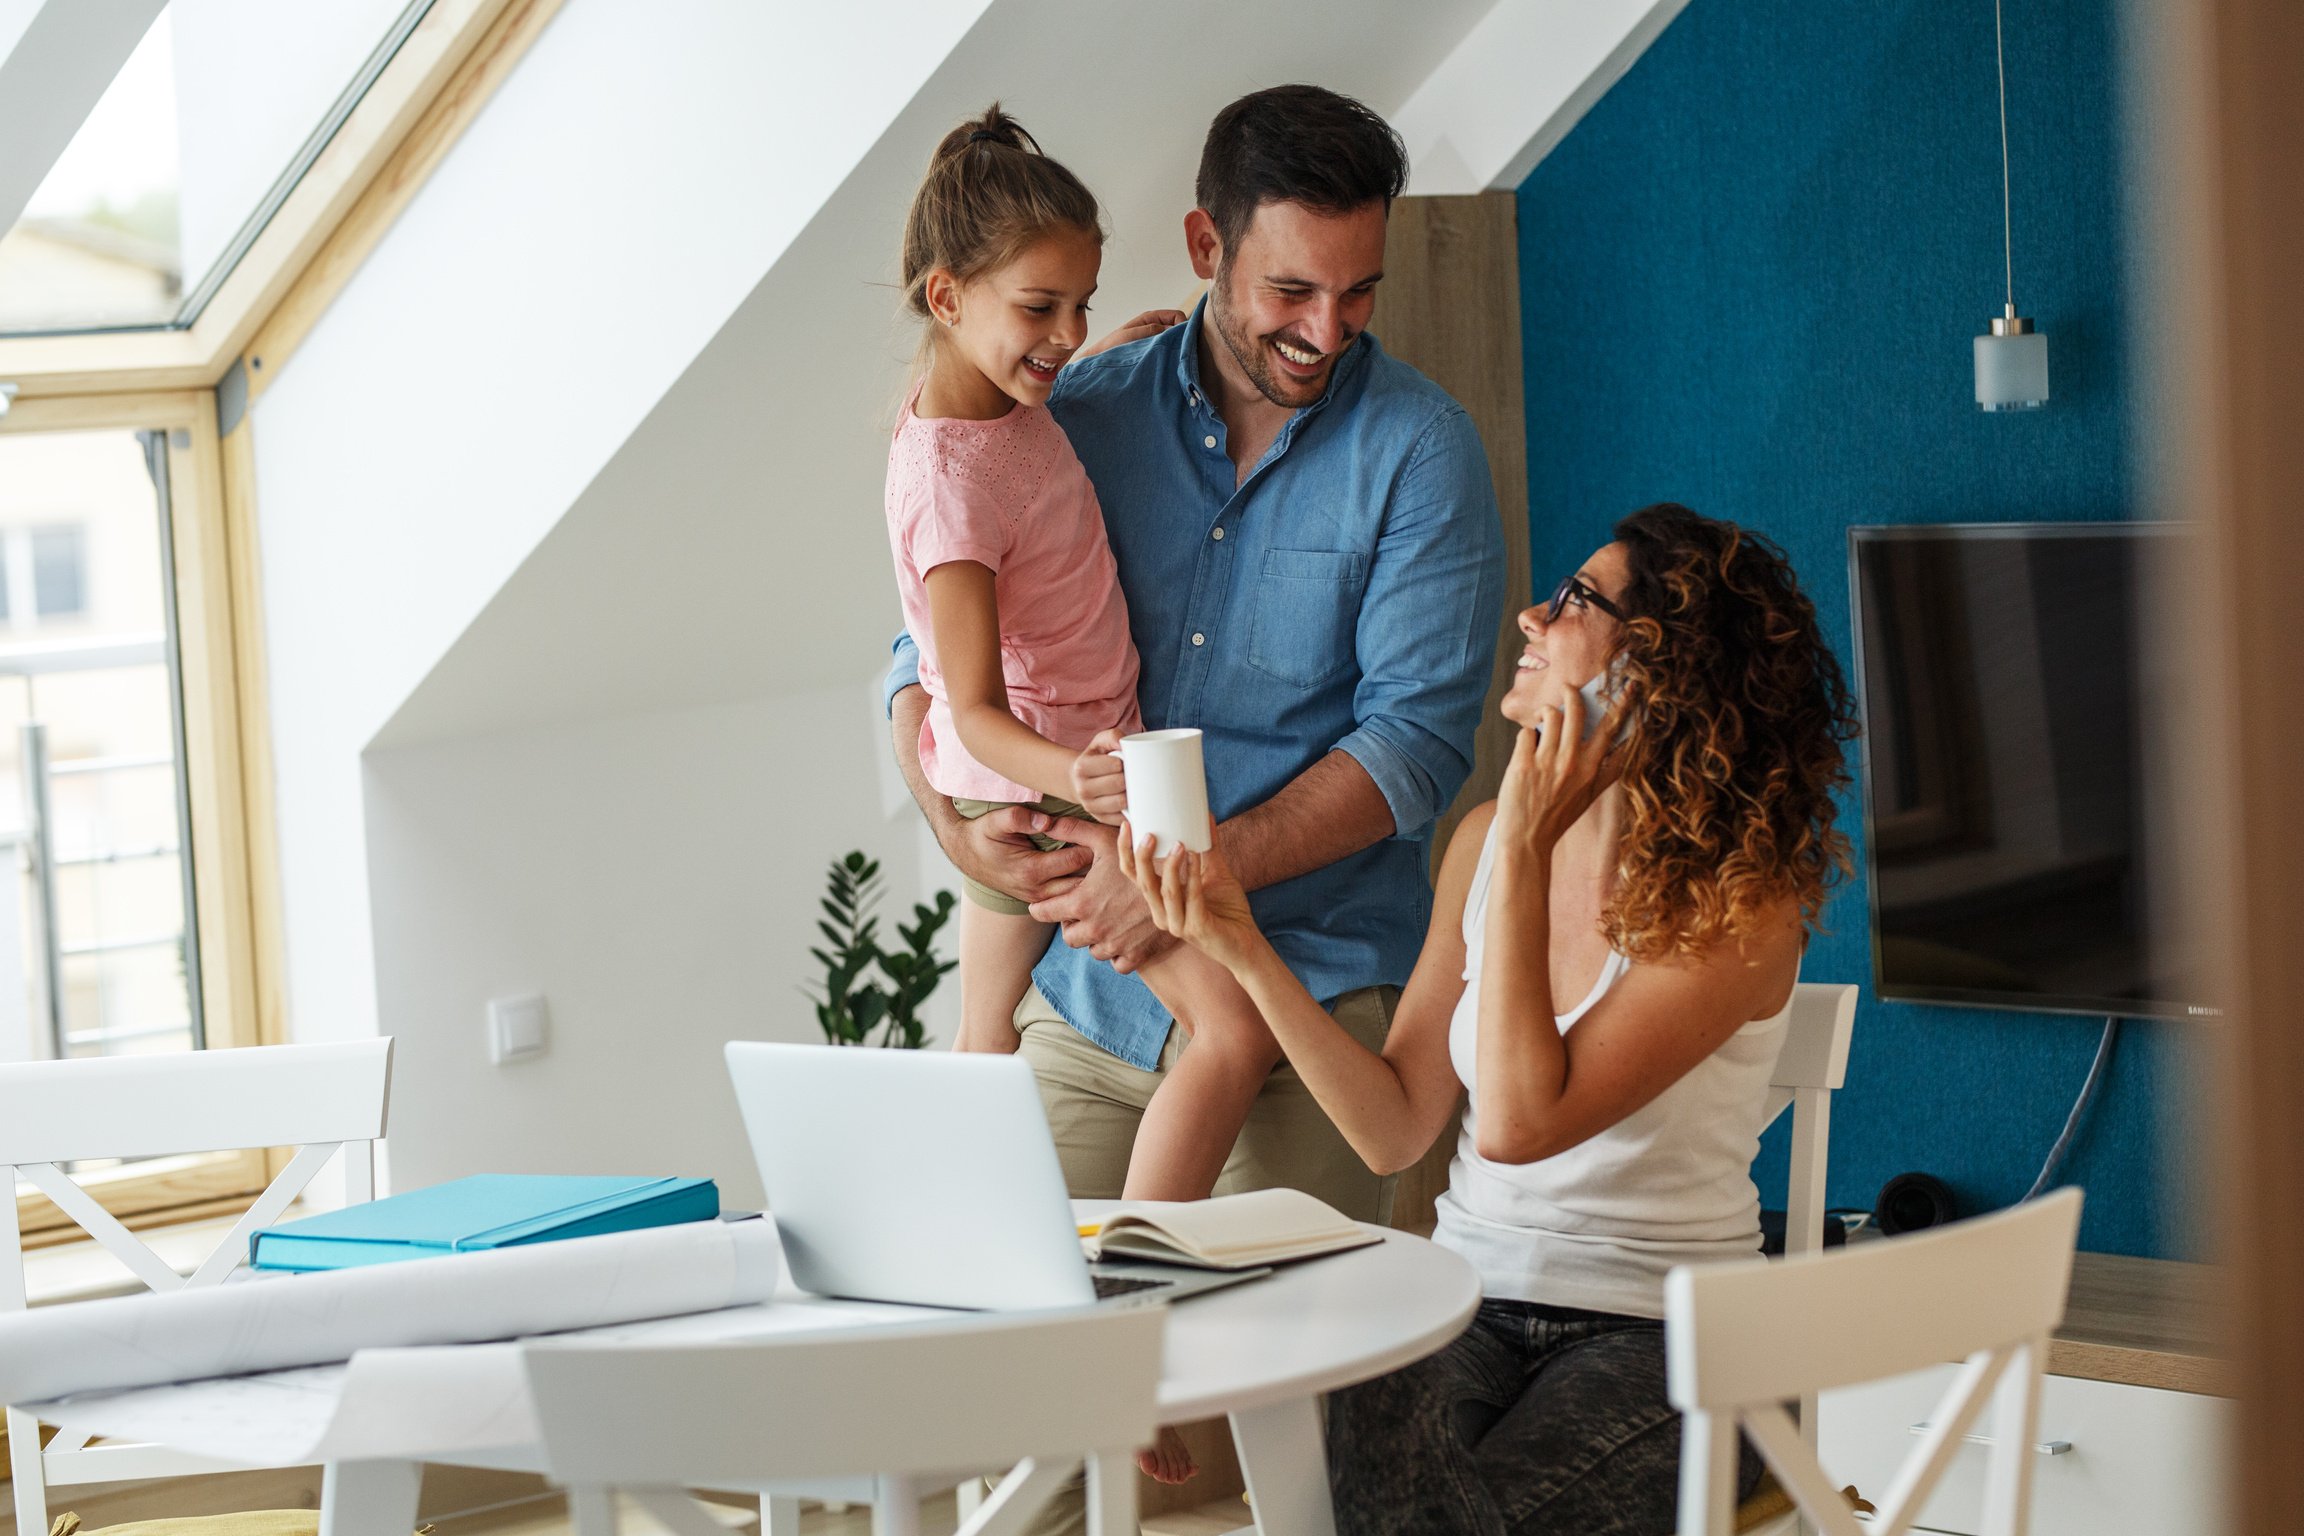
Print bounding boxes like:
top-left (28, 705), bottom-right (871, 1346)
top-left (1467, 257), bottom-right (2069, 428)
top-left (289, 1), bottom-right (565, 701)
top-left (2050, 1251), bottom-right (2227, 1396)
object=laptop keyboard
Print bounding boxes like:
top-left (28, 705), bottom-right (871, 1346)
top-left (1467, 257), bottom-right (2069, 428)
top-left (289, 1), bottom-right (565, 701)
top-left (1092, 1273), bottom-right (1170, 1300)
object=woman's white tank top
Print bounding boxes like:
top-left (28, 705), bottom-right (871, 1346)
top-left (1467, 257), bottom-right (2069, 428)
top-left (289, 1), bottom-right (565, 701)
top-left (1430, 820), bottom-right (1793, 1319)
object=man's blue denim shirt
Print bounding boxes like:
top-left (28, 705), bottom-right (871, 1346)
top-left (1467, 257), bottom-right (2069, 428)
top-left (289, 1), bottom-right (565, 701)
top-left (885, 301), bottom-right (1504, 1070)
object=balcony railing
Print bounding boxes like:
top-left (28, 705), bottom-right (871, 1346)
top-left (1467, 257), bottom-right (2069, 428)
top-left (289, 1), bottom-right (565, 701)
top-left (0, 633), bottom-right (200, 1064)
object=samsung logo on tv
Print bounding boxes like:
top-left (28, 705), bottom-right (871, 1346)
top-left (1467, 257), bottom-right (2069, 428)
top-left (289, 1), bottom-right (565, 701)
top-left (2186, 1004), bottom-right (2226, 1019)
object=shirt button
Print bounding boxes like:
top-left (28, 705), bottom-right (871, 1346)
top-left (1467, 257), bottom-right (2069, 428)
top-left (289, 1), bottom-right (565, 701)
top-left (1203, 434), bottom-right (1217, 449)
top-left (1211, 527), bottom-right (1225, 541)
top-left (1191, 632), bottom-right (1206, 647)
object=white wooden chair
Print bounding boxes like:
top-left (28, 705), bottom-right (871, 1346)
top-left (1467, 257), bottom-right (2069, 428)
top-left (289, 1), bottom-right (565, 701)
top-left (1702, 980), bottom-right (1857, 1536)
top-left (1668, 1187), bottom-right (2083, 1536)
top-left (1767, 982), bottom-right (1858, 1265)
top-left (1, 1038), bottom-right (395, 1534)
top-left (522, 1304), bottom-right (1165, 1536)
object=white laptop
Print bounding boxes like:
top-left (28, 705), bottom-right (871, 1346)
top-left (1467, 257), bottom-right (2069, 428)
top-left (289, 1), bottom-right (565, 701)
top-left (724, 1041), bottom-right (1266, 1311)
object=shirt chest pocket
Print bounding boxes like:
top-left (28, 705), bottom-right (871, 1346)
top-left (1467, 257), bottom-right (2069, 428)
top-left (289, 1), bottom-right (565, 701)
top-left (1247, 548), bottom-right (1368, 690)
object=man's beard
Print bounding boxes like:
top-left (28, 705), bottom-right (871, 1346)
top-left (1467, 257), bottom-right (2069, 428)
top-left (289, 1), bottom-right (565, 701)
top-left (1210, 267), bottom-right (1350, 409)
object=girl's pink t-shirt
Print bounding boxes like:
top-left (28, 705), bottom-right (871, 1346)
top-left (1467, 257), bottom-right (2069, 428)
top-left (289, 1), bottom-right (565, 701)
top-left (884, 390), bottom-right (1143, 803)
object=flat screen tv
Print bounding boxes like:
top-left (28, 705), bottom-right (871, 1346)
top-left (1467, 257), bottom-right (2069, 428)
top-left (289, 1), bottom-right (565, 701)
top-left (1848, 523), bottom-right (2212, 1020)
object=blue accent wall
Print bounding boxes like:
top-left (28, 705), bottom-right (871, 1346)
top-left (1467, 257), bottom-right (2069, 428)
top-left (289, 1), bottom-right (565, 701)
top-left (1515, 0), bottom-right (2187, 1257)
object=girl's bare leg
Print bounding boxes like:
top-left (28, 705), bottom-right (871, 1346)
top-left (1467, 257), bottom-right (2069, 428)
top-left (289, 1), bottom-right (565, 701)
top-left (1122, 945), bottom-right (1283, 1201)
top-left (953, 903), bottom-right (1051, 1053)
top-left (1121, 947), bottom-right (1278, 1483)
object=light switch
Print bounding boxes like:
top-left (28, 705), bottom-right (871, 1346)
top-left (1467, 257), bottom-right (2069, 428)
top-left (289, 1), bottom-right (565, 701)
top-left (488, 994), bottom-right (549, 1064)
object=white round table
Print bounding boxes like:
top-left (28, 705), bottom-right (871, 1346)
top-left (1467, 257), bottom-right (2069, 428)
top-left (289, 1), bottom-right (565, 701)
top-left (48, 1214), bottom-right (1480, 1536)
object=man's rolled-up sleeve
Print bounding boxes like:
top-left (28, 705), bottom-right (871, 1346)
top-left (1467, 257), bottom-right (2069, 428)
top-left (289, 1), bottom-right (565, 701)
top-left (1335, 407), bottom-right (1506, 839)
top-left (882, 630), bottom-right (922, 719)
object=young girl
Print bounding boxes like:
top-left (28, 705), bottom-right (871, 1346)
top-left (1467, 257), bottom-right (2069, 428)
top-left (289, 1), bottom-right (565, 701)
top-left (883, 108), bottom-right (1283, 1222)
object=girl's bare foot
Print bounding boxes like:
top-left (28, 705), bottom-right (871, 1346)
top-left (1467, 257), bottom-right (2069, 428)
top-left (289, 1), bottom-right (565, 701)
top-left (1135, 1425), bottom-right (1197, 1485)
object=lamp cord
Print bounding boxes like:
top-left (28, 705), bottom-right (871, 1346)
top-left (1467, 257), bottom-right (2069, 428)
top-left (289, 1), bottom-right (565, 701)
top-left (1995, 0), bottom-right (2016, 312)
top-left (2023, 1015), bottom-right (2121, 1201)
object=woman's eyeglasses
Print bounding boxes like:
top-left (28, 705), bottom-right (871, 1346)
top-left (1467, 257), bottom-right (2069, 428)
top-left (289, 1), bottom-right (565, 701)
top-left (1544, 573), bottom-right (1627, 625)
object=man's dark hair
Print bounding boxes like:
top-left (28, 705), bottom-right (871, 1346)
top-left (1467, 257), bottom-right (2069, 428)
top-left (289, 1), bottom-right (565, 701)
top-left (1195, 84), bottom-right (1409, 256)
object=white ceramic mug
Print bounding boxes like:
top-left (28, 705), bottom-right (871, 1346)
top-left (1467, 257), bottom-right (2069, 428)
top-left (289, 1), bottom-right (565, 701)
top-left (1118, 728), bottom-right (1213, 857)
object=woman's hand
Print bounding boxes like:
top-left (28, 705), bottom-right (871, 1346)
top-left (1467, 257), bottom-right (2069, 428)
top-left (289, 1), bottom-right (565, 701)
top-left (1494, 683), bottom-right (1630, 858)
top-left (1070, 730), bottom-right (1128, 823)
top-left (1075, 309), bottom-right (1188, 362)
top-left (1116, 820), bottom-right (1265, 972)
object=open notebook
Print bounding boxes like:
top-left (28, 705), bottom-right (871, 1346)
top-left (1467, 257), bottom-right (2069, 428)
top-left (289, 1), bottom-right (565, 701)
top-left (1080, 1187), bottom-right (1380, 1271)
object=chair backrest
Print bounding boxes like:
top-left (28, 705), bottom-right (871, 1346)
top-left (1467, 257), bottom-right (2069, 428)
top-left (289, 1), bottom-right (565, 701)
top-left (3, 1037), bottom-right (395, 1534)
top-left (1762, 982), bottom-right (1857, 1264)
top-left (0, 1038), bottom-right (395, 1305)
top-left (1667, 1189), bottom-right (2083, 1536)
top-left (1771, 982), bottom-right (1857, 1097)
top-left (523, 1305), bottom-right (1165, 1488)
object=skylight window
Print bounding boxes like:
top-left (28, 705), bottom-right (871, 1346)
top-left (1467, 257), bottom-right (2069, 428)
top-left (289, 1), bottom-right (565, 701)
top-left (0, 0), bottom-right (432, 337)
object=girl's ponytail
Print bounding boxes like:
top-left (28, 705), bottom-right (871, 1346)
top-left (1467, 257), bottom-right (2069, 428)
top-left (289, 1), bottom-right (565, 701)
top-left (902, 103), bottom-right (1103, 324)
top-left (930, 103), bottom-right (1038, 163)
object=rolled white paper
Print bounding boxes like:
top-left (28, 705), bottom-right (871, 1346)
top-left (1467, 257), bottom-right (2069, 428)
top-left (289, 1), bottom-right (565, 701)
top-left (0, 1218), bottom-right (779, 1408)
top-left (1120, 728), bottom-right (1213, 857)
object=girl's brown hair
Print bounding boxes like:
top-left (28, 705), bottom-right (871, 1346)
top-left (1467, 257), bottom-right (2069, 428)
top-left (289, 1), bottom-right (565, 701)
top-left (1600, 503), bottom-right (1859, 963)
top-left (901, 104), bottom-right (1104, 325)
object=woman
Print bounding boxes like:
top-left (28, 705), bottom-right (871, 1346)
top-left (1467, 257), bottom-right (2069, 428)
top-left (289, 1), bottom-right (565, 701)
top-left (1120, 503), bottom-right (1858, 1534)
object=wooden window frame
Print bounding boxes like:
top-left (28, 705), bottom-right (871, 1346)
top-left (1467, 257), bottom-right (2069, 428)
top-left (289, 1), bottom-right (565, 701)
top-left (1, 0), bottom-right (563, 1243)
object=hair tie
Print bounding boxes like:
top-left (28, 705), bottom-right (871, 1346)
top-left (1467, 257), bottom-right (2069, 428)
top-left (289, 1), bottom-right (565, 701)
top-left (968, 129), bottom-right (1000, 144)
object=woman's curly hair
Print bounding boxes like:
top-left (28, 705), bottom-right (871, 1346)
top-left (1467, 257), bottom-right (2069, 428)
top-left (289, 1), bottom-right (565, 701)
top-left (1600, 504), bottom-right (1859, 962)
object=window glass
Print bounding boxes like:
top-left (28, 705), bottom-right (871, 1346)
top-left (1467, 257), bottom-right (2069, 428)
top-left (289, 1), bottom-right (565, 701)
top-left (32, 527), bottom-right (89, 619)
top-left (0, 0), bottom-right (430, 336)
top-left (0, 428), bottom-right (197, 1065)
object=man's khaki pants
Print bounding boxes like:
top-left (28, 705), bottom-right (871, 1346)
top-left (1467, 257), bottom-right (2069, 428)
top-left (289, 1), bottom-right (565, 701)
top-left (1016, 983), bottom-right (1400, 1218)
top-left (990, 981), bottom-right (1401, 1535)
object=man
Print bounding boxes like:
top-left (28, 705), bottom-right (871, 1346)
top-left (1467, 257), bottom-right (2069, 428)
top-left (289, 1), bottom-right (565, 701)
top-left (887, 84), bottom-right (1503, 1225)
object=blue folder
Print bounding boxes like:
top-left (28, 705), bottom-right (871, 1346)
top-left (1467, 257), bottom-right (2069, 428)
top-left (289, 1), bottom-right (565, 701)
top-left (250, 1173), bottom-right (720, 1272)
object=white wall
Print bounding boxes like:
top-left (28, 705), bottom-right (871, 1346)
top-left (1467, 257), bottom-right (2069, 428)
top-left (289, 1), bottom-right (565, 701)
top-left (362, 683), bottom-right (921, 1205)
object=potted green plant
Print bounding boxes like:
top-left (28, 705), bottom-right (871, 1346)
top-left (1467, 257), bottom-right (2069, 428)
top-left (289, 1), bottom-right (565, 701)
top-left (804, 851), bottom-right (957, 1049)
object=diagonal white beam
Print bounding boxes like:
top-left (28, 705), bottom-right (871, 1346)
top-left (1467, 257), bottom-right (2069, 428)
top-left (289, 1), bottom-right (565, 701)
top-left (1394, 0), bottom-right (1692, 194)
top-left (0, 1), bottom-right (49, 61)
top-left (0, 0), bottom-right (168, 238)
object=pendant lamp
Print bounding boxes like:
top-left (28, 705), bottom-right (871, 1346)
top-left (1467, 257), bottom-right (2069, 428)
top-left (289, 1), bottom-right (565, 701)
top-left (1975, 0), bottom-right (2049, 411)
